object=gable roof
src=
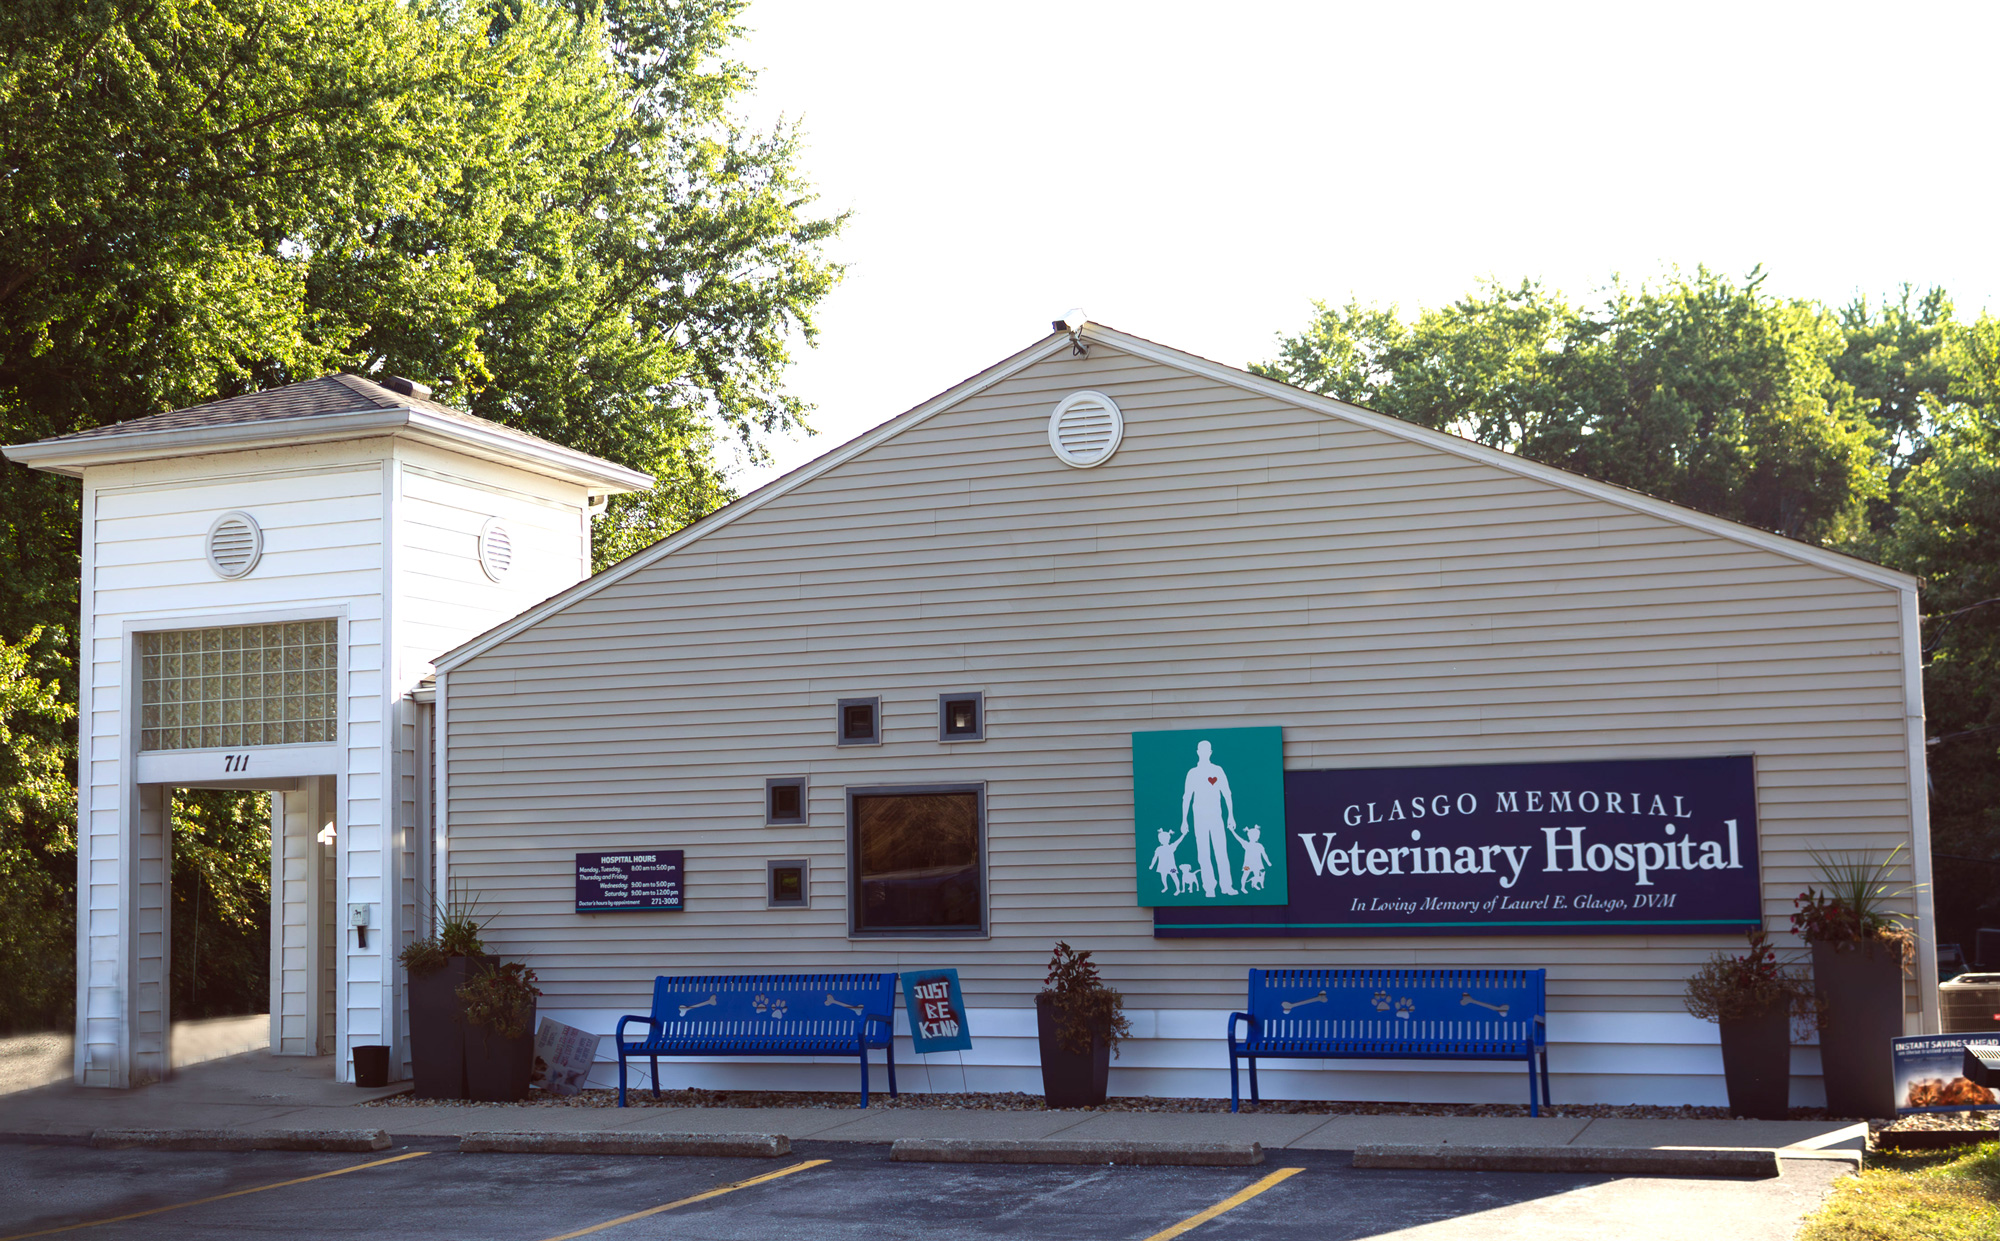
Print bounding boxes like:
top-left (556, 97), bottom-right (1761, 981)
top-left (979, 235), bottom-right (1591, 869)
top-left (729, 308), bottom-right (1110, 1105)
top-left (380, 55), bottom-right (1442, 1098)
top-left (434, 323), bottom-right (1916, 672)
top-left (2, 372), bottom-right (651, 492)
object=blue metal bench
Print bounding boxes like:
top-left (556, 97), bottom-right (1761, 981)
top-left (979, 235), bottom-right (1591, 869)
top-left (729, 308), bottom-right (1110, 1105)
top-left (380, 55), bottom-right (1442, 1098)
top-left (615, 973), bottom-right (899, 1107)
top-left (1228, 968), bottom-right (1551, 1114)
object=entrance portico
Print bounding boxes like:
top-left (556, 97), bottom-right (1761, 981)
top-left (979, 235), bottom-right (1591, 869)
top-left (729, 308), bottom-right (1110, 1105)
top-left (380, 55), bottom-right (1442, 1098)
top-left (3, 374), bottom-right (646, 1086)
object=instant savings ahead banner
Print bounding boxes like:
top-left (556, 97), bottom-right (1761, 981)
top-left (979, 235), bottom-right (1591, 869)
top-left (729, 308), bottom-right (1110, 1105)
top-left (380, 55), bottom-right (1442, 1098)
top-left (1155, 754), bottom-right (1762, 937)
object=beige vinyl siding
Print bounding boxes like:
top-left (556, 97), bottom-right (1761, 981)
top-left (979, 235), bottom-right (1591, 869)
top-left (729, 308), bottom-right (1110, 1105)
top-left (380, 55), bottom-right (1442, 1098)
top-left (442, 342), bottom-right (1917, 1024)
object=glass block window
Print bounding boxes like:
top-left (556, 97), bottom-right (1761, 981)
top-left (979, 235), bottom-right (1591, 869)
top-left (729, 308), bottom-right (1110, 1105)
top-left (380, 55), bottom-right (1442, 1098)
top-left (139, 620), bottom-right (339, 750)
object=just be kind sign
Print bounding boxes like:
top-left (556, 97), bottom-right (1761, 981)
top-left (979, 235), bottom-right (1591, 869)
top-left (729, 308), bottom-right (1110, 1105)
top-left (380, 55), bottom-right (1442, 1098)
top-left (1134, 728), bottom-right (1762, 938)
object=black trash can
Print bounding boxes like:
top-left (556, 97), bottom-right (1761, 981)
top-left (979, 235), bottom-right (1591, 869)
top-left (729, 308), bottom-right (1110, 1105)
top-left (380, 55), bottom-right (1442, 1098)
top-left (353, 1044), bottom-right (392, 1088)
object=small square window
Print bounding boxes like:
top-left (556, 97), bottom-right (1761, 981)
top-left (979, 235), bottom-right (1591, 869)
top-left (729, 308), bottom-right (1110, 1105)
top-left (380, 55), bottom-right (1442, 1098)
top-left (837, 697), bottom-right (880, 746)
top-left (939, 692), bottom-right (983, 742)
top-left (766, 777), bottom-right (806, 825)
top-left (767, 859), bottom-right (809, 909)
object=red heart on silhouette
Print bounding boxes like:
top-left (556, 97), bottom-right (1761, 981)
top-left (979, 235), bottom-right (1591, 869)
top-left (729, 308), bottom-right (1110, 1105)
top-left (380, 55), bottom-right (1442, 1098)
top-left (1208, 777), bottom-right (1217, 784)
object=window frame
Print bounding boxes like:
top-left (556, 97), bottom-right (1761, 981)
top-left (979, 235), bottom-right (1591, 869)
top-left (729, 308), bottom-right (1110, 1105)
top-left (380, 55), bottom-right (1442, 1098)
top-left (937, 691), bottom-right (985, 743)
top-left (764, 776), bottom-right (807, 826)
top-left (836, 696), bottom-right (881, 746)
top-left (766, 859), bottom-right (810, 909)
top-left (846, 781), bottom-right (988, 939)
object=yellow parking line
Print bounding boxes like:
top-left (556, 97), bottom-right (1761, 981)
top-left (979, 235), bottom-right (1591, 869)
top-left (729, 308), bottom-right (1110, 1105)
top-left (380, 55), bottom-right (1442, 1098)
top-left (0, 1150), bottom-right (432, 1241)
top-left (1141, 1166), bottom-right (1304, 1241)
top-left (539, 1159), bottom-right (830, 1241)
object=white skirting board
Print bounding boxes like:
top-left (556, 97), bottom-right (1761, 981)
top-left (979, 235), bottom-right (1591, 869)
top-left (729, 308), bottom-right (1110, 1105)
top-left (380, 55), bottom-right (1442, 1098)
top-left (534, 1008), bottom-right (1830, 1108)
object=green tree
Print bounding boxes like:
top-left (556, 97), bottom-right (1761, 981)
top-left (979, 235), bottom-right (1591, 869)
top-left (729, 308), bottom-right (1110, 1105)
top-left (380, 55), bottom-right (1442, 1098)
top-left (1881, 315), bottom-right (2000, 955)
top-left (0, 628), bottom-right (75, 1032)
top-left (0, 0), bottom-right (840, 1029)
top-left (170, 789), bottom-right (271, 1021)
top-left (1257, 268), bottom-right (1887, 545)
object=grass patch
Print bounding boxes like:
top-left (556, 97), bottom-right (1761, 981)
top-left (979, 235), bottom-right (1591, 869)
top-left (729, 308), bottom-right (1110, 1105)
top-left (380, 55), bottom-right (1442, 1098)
top-left (1798, 1143), bottom-right (2000, 1241)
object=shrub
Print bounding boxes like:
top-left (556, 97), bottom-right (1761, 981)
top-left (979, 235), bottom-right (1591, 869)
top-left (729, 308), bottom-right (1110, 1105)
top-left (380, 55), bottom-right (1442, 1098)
top-left (1040, 941), bottom-right (1131, 1057)
top-left (1791, 845), bottom-right (1917, 966)
top-left (1685, 928), bottom-right (1813, 1023)
top-left (458, 961), bottom-right (540, 1040)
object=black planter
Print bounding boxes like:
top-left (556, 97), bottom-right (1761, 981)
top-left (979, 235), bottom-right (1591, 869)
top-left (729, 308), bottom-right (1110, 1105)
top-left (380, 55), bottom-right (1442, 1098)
top-left (408, 954), bottom-right (491, 1100)
top-left (464, 1014), bottom-right (536, 1103)
top-left (1813, 940), bottom-right (1905, 1119)
top-left (352, 1044), bottom-right (391, 1089)
top-left (1716, 1000), bottom-right (1790, 1120)
top-left (1036, 993), bottom-right (1111, 1109)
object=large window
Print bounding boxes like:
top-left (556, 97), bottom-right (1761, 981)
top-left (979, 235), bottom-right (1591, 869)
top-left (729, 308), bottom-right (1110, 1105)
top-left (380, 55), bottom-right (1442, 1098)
top-left (139, 620), bottom-right (338, 751)
top-left (849, 785), bottom-right (985, 936)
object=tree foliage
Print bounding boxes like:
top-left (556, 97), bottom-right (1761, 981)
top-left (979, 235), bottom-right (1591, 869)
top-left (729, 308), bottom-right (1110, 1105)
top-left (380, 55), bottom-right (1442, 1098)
top-left (1257, 268), bottom-right (1886, 546)
top-left (0, 629), bottom-right (74, 1031)
top-left (1872, 316), bottom-right (2000, 953)
top-left (0, 0), bottom-right (840, 1029)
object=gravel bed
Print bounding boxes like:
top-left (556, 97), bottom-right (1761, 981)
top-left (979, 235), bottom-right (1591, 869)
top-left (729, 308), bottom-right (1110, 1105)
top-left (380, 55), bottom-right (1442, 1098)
top-left (1873, 1111), bottom-right (2000, 1134)
top-left (364, 1087), bottom-right (1847, 1120)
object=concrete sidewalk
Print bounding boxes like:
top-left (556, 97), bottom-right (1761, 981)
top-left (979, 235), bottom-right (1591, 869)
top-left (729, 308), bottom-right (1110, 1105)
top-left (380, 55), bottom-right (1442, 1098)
top-left (0, 1015), bottom-right (268, 1096)
top-left (0, 1050), bottom-right (1868, 1157)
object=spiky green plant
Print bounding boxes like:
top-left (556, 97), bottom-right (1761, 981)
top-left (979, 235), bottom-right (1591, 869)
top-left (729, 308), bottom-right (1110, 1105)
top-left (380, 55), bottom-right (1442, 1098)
top-left (398, 879), bottom-right (491, 978)
top-left (1791, 844), bottom-right (1919, 961)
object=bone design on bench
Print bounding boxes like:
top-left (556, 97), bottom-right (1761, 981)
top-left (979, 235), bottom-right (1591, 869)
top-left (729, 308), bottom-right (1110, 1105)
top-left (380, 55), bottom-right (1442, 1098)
top-left (615, 973), bottom-right (899, 1107)
top-left (1227, 968), bottom-right (1551, 1115)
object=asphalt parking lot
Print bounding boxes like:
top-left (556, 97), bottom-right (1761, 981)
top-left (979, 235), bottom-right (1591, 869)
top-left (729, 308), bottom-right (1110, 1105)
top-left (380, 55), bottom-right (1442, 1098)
top-left (0, 1141), bottom-right (1846, 1241)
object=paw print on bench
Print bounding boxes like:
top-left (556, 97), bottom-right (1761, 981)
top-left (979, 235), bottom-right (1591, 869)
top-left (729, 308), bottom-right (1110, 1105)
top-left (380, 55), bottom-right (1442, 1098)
top-left (1394, 997), bottom-right (1415, 1020)
top-left (753, 993), bottom-right (770, 1013)
top-left (768, 998), bottom-right (788, 1020)
top-left (751, 994), bottom-right (789, 1020)
top-left (1371, 991), bottom-right (1393, 1012)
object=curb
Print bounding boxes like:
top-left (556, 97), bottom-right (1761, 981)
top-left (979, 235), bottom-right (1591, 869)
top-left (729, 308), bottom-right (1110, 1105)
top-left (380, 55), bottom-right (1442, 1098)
top-left (0, 1132), bottom-right (92, 1147)
top-left (458, 1132), bottom-right (789, 1158)
top-left (892, 1139), bottom-right (1264, 1167)
top-left (89, 1128), bottom-right (391, 1153)
top-left (1352, 1144), bottom-right (1778, 1178)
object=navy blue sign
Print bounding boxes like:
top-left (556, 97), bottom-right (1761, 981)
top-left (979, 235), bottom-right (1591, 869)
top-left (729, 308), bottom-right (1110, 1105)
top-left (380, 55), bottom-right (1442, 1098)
top-left (901, 969), bottom-right (973, 1053)
top-left (575, 850), bottom-right (684, 913)
top-left (1156, 754), bottom-right (1761, 937)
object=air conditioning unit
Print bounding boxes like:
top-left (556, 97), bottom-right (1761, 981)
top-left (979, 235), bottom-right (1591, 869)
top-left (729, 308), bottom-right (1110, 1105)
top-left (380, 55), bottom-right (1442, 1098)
top-left (1940, 973), bottom-right (2000, 1034)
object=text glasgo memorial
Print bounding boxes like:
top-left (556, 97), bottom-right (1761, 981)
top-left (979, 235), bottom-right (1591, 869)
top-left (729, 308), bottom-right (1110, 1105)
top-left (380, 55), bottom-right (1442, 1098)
top-left (1134, 728), bottom-right (1761, 937)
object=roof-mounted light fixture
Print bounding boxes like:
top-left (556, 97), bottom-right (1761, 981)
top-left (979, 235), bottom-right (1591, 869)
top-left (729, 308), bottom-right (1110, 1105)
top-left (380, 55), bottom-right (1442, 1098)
top-left (1052, 308), bottom-right (1089, 357)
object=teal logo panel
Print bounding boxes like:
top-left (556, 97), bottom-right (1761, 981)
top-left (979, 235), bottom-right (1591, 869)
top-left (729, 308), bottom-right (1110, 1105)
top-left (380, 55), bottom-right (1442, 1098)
top-left (1132, 726), bottom-right (1286, 907)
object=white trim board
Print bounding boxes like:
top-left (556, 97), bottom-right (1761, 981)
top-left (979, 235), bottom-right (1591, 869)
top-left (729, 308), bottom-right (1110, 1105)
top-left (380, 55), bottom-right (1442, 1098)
top-left (4, 406), bottom-right (650, 493)
top-left (435, 324), bottom-right (1915, 673)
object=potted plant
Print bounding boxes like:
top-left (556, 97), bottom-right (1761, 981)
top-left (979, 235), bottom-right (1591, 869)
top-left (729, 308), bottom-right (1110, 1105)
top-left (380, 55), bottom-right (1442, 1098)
top-left (1792, 846), bottom-right (1917, 1119)
top-left (1684, 928), bottom-right (1810, 1119)
top-left (458, 960), bottom-right (541, 1102)
top-left (1035, 941), bottom-right (1131, 1109)
top-left (399, 885), bottom-right (492, 1100)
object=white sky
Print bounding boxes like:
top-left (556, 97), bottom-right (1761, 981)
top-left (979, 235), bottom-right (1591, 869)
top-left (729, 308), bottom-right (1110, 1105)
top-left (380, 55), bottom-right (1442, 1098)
top-left (726, 1), bottom-right (1999, 488)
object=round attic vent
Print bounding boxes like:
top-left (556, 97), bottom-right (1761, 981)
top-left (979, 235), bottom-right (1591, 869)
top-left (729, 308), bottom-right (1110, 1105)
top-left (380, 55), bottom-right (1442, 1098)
top-left (205, 511), bottom-right (263, 579)
top-left (1048, 390), bottom-right (1124, 468)
top-left (478, 518), bottom-right (514, 581)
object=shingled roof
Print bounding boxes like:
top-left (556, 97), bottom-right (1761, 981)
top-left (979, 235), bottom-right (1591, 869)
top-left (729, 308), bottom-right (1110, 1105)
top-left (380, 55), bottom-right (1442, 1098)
top-left (40, 373), bottom-right (533, 448)
top-left (5, 373), bottom-right (651, 491)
